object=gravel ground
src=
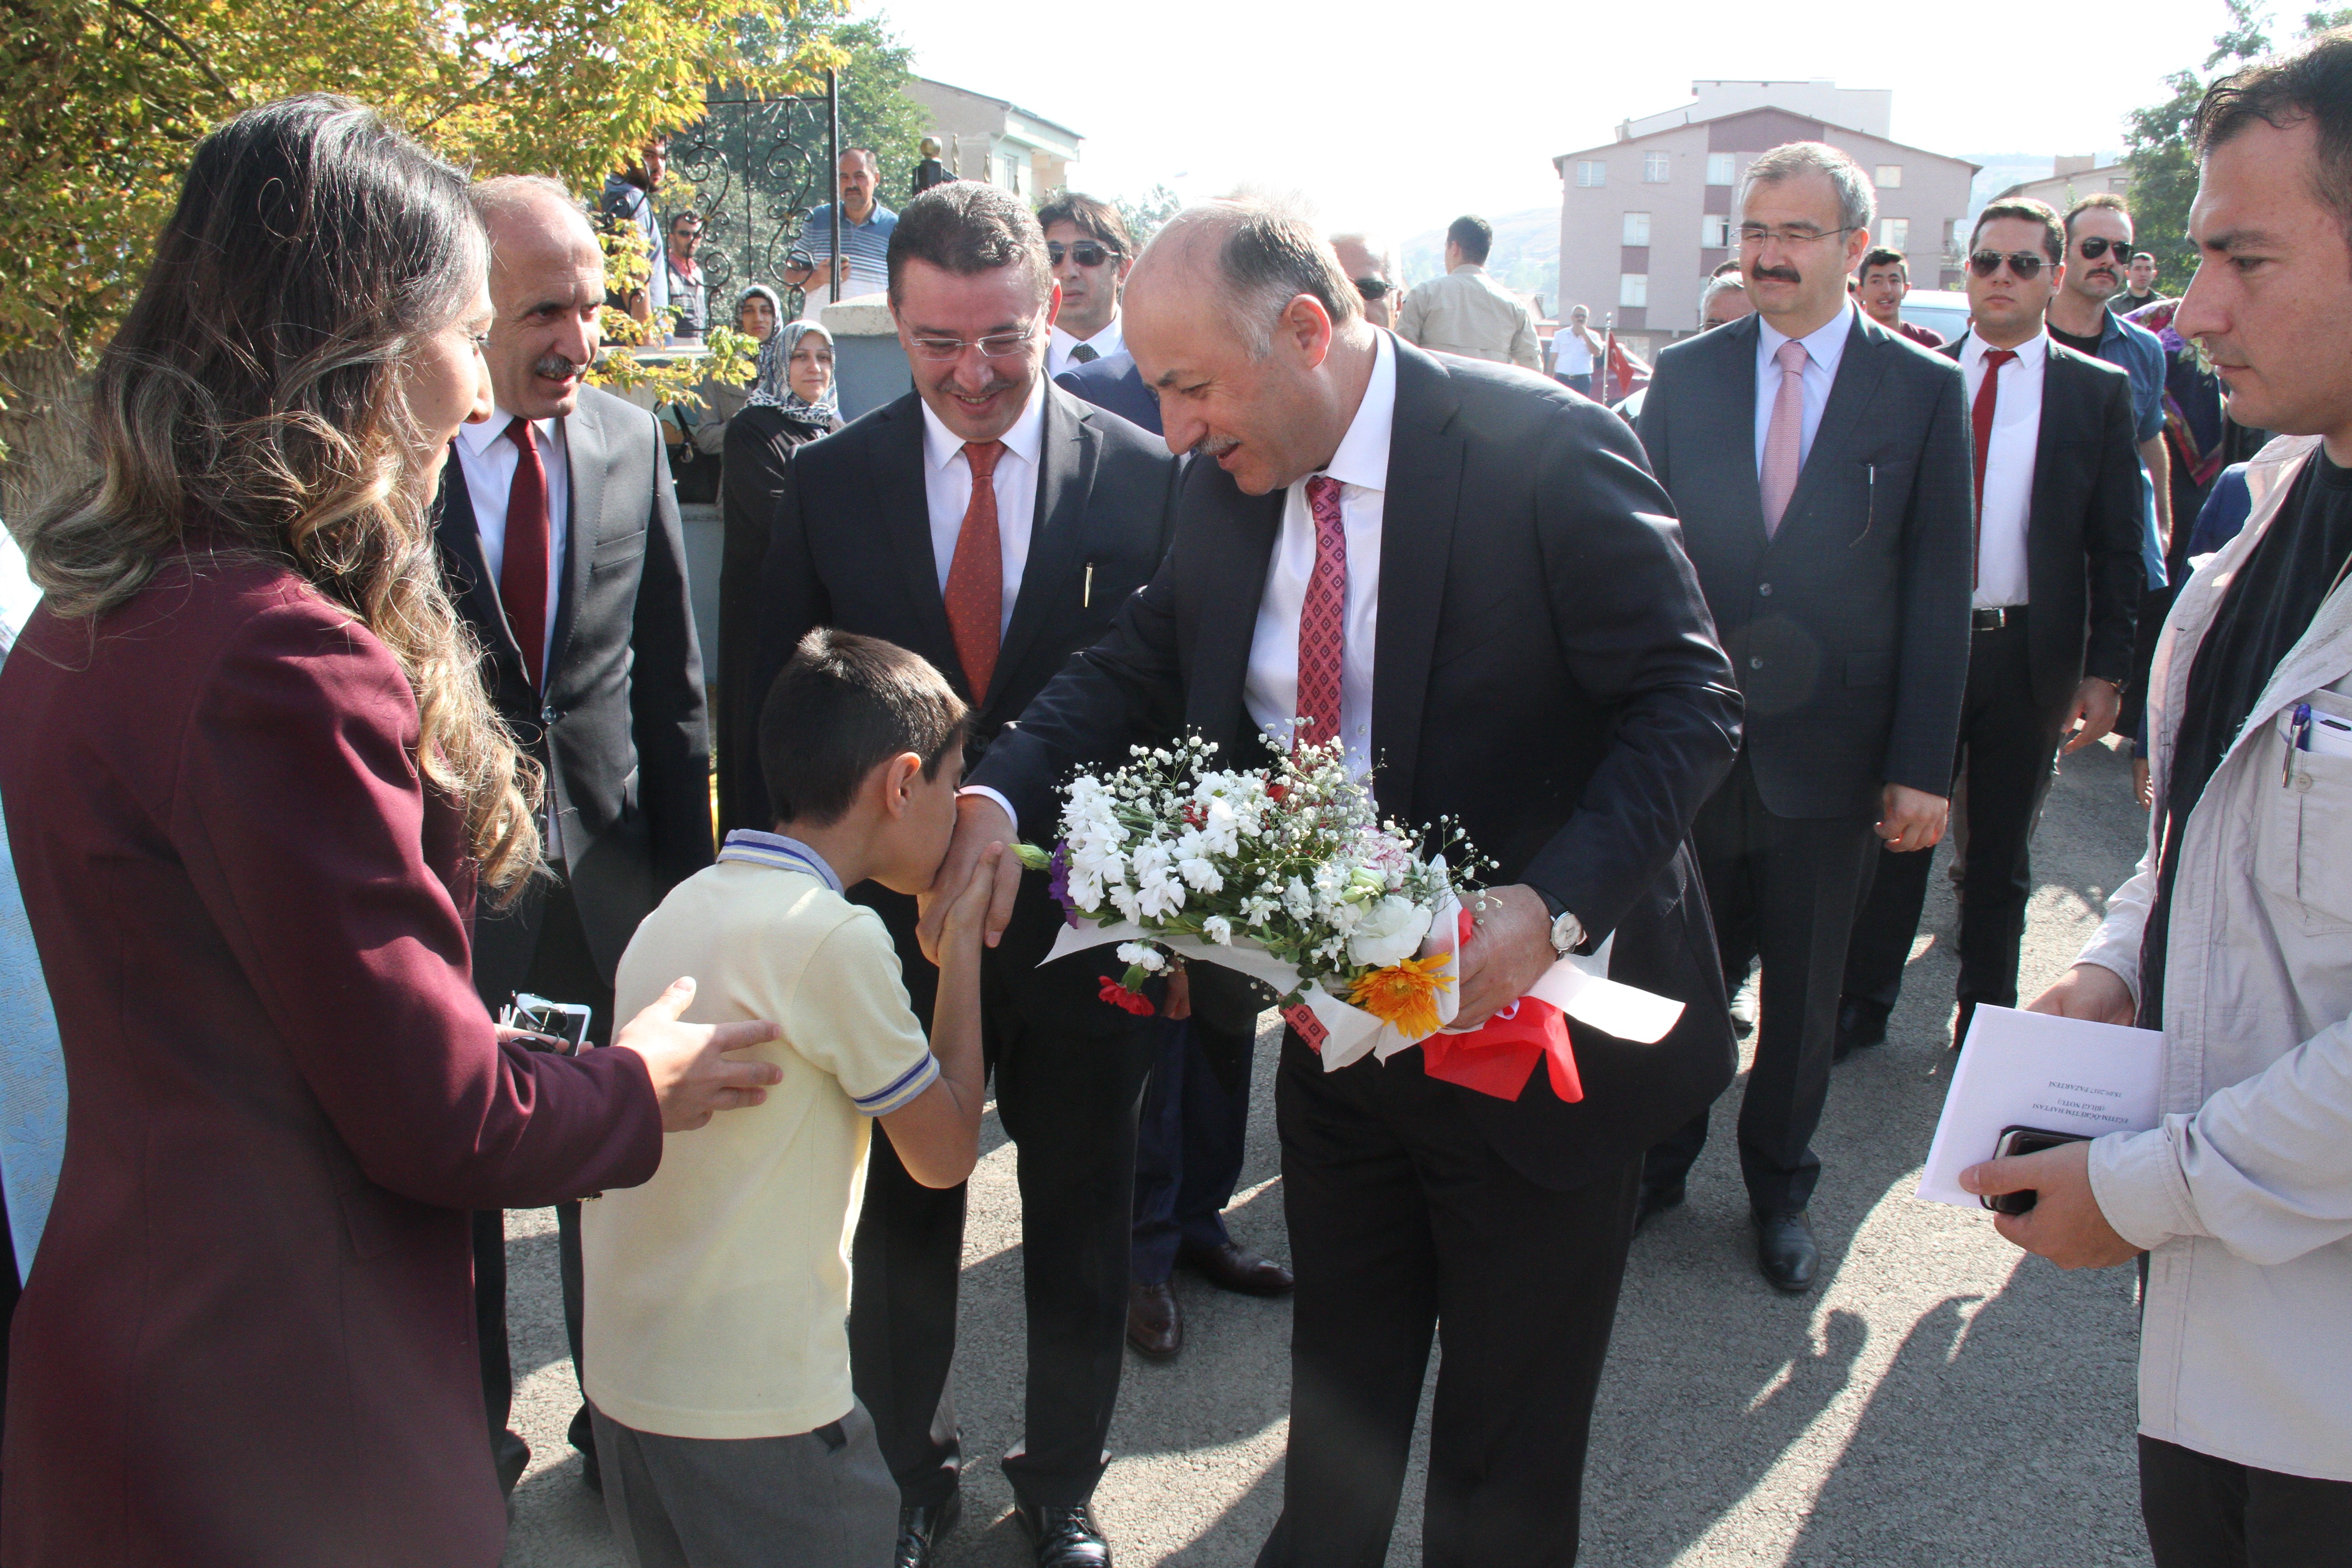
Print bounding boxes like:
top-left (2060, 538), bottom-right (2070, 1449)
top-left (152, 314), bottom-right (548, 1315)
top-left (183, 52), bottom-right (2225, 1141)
top-left (504, 736), bottom-right (2154, 1568)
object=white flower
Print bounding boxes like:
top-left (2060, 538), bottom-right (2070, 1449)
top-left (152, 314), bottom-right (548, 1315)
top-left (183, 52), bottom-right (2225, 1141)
top-left (1282, 877), bottom-right (1316, 921)
top-left (1117, 941), bottom-right (1166, 973)
top-left (1347, 896), bottom-right (1434, 969)
top-left (1202, 915), bottom-right (1233, 946)
top-left (1176, 854), bottom-right (1224, 894)
top-left (1240, 895), bottom-right (1278, 927)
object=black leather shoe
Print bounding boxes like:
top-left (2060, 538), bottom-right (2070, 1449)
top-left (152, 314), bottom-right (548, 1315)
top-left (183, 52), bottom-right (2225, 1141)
top-left (895, 1492), bottom-right (962, 1568)
top-left (1178, 1239), bottom-right (1294, 1296)
top-left (1016, 1500), bottom-right (1112, 1567)
top-left (1753, 1208), bottom-right (1819, 1292)
top-left (1634, 1177), bottom-right (1686, 1234)
top-left (1832, 996), bottom-right (1889, 1063)
top-left (1127, 1279), bottom-right (1181, 1360)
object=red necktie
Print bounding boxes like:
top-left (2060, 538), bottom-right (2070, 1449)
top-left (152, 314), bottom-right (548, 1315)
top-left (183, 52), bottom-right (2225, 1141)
top-left (501, 418), bottom-right (552, 691)
top-left (1970, 348), bottom-right (2017, 590)
top-left (1294, 475), bottom-right (1347, 751)
top-left (943, 441), bottom-right (1005, 701)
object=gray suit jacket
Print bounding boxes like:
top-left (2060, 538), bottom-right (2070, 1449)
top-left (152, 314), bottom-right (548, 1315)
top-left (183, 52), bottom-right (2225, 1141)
top-left (1637, 310), bottom-right (1972, 819)
top-left (434, 385), bottom-right (712, 988)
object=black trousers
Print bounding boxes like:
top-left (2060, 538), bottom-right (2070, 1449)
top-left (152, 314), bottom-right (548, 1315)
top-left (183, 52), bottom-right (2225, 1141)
top-left (1845, 620), bottom-right (2067, 1024)
top-left (848, 895), bottom-right (1156, 1512)
top-left (1131, 1016), bottom-right (1254, 1285)
top-left (2141, 1435), bottom-right (2352, 1568)
top-left (1649, 755), bottom-right (1879, 1214)
top-left (469, 879), bottom-right (613, 1487)
top-left (1254, 1033), bottom-right (1640, 1568)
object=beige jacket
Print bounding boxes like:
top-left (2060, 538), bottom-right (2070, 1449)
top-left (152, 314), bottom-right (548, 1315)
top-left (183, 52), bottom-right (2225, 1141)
top-left (1396, 265), bottom-right (1541, 371)
top-left (2079, 432), bottom-right (2352, 1481)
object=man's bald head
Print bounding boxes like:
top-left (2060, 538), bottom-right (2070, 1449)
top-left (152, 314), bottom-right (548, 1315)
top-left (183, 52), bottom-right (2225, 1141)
top-left (1127, 201), bottom-right (1362, 360)
top-left (469, 176), bottom-right (604, 420)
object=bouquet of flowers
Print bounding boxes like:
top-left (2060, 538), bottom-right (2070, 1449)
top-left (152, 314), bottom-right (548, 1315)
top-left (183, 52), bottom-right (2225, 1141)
top-left (1016, 735), bottom-right (1473, 1069)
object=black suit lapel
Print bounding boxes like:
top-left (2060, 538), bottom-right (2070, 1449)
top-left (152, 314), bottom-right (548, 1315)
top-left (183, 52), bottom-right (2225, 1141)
top-left (433, 451), bottom-right (529, 692)
top-left (869, 396), bottom-right (964, 692)
top-left (1777, 314), bottom-right (1891, 538)
top-left (550, 401), bottom-right (606, 686)
top-left (995, 387), bottom-right (1097, 711)
top-left (2030, 346), bottom-right (2079, 532)
top-left (1701, 317), bottom-right (1766, 528)
top-left (1370, 342), bottom-right (1463, 823)
top-left (1185, 479), bottom-right (1280, 763)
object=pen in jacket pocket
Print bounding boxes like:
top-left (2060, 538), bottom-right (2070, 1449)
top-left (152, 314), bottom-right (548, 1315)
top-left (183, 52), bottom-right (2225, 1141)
top-left (1855, 463), bottom-right (1876, 545)
top-left (1083, 560), bottom-right (1094, 609)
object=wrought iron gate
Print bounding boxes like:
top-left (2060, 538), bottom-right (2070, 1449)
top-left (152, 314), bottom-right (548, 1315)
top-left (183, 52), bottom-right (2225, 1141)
top-left (664, 78), bottom-right (842, 321)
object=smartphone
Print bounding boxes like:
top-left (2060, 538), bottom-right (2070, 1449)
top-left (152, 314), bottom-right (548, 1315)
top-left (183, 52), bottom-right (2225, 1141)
top-left (1980, 1126), bottom-right (2091, 1215)
top-left (500, 993), bottom-right (594, 1056)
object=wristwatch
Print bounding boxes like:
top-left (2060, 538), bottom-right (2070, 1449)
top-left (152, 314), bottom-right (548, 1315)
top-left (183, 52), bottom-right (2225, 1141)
top-left (1535, 889), bottom-right (1584, 959)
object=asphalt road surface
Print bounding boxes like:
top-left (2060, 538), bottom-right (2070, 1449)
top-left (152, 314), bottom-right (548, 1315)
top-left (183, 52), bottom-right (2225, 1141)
top-left (504, 735), bottom-right (2154, 1568)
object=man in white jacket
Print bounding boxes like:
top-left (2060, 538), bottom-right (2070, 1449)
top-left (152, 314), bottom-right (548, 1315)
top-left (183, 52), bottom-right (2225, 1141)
top-left (1960, 33), bottom-right (2352, 1566)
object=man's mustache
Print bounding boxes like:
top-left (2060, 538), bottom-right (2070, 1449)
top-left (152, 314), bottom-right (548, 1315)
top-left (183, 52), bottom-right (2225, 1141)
top-left (1750, 264), bottom-right (1802, 284)
top-left (534, 352), bottom-right (585, 380)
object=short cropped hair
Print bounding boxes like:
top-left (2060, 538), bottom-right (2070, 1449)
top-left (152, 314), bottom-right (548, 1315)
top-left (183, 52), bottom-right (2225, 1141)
top-left (2131, 250), bottom-right (2156, 265)
top-left (1035, 191), bottom-right (1133, 256)
top-left (1859, 246), bottom-right (1908, 277)
top-left (841, 147), bottom-right (878, 171)
top-left (1446, 214), bottom-right (1493, 264)
top-left (1700, 273), bottom-right (1748, 319)
top-left (1971, 196), bottom-right (2066, 264)
top-left (886, 181), bottom-right (1050, 310)
top-left (668, 209), bottom-right (702, 233)
top-left (2197, 26), bottom-right (2352, 245)
top-left (2063, 191), bottom-right (2132, 236)
top-left (1156, 200), bottom-right (1362, 358)
top-left (1738, 142), bottom-right (1875, 233)
top-left (760, 630), bottom-right (968, 827)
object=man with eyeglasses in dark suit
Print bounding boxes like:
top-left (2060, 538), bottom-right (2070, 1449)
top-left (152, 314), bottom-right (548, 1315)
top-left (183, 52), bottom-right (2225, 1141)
top-left (1636, 140), bottom-right (1973, 1292)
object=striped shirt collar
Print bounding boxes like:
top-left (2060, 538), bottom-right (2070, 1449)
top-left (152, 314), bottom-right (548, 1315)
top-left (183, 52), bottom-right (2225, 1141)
top-left (717, 830), bottom-right (843, 893)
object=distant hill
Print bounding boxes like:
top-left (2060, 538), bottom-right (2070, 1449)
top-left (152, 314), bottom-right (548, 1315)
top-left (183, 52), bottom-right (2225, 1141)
top-left (1403, 207), bottom-right (1559, 313)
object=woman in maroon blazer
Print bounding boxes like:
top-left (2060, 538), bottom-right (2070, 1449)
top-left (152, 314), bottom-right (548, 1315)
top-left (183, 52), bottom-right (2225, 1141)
top-left (0, 99), bottom-right (779, 1566)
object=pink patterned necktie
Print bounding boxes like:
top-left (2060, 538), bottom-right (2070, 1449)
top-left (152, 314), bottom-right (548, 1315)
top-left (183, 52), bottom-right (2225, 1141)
top-left (1759, 338), bottom-right (1809, 537)
top-left (1294, 475), bottom-right (1347, 751)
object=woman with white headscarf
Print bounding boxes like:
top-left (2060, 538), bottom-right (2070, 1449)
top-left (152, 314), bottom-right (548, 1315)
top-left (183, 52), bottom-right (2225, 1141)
top-left (714, 319), bottom-right (842, 830)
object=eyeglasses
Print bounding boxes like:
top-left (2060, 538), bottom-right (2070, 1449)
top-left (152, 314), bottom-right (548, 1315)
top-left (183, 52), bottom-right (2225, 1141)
top-left (2075, 235), bottom-right (2122, 260)
top-left (1738, 224), bottom-right (1859, 247)
top-left (906, 320), bottom-right (1042, 361)
top-left (1047, 240), bottom-right (1119, 268)
top-left (1353, 275), bottom-right (1392, 300)
top-left (1969, 249), bottom-right (2049, 280)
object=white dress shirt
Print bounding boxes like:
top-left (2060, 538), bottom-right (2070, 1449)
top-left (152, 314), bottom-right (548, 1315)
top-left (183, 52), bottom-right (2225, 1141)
top-left (1243, 330), bottom-right (1396, 778)
top-left (1047, 314), bottom-right (1125, 378)
top-left (1753, 300), bottom-right (1856, 475)
top-left (1960, 329), bottom-right (2047, 609)
top-left (919, 382), bottom-right (1045, 638)
top-left (451, 409), bottom-right (571, 678)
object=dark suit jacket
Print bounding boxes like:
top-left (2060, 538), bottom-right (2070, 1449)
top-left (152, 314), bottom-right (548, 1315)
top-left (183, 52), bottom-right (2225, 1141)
top-left (0, 559), bottom-right (660, 1567)
top-left (743, 382), bottom-right (1182, 1013)
top-left (433, 386), bottom-right (713, 990)
top-left (1936, 337), bottom-right (2144, 713)
top-left (971, 339), bottom-right (1745, 1189)
top-left (1054, 352), bottom-right (1162, 436)
top-left (1638, 309), bottom-right (1973, 819)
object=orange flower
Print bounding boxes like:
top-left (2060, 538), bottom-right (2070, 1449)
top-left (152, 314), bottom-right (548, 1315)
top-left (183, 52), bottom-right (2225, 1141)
top-left (1348, 954), bottom-right (1453, 1039)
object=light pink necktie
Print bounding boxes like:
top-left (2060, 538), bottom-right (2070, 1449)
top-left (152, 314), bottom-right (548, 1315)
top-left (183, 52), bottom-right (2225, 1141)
top-left (1294, 476), bottom-right (1347, 751)
top-left (1759, 338), bottom-right (1809, 538)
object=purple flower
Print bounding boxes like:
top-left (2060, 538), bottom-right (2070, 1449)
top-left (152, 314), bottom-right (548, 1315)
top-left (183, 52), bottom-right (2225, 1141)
top-left (1047, 840), bottom-right (1078, 926)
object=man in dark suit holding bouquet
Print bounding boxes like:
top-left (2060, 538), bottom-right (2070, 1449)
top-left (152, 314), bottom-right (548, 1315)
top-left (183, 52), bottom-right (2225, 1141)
top-left (932, 200), bottom-right (1743, 1567)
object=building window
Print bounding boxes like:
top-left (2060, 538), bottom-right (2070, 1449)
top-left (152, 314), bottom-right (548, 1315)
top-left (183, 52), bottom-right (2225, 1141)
top-left (1576, 160), bottom-right (1606, 188)
top-left (1948, 217), bottom-right (1969, 255)
top-left (1875, 163), bottom-right (1903, 189)
top-left (1643, 151), bottom-right (1671, 183)
top-left (1702, 213), bottom-right (1731, 249)
top-left (1879, 217), bottom-right (1909, 251)
top-left (1622, 211), bottom-right (1651, 246)
top-left (1707, 152), bottom-right (1737, 186)
top-left (1619, 273), bottom-right (1648, 308)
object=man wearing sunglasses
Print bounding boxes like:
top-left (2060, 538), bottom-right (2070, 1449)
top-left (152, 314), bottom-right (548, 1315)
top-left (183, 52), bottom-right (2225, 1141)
top-left (743, 181), bottom-right (1180, 1568)
top-left (1331, 232), bottom-right (1403, 328)
top-left (1636, 140), bottom-right (1973, 1292)
top-left (1040, 193), bottom-right (1134, 378)
top-left (1839, 196), bottom-right (2144, 1066)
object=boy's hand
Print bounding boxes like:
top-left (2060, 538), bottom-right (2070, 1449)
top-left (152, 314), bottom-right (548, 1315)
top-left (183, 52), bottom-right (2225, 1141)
top-left (941, 841), bottom-right (1017, 962)
top-left (610, 977), bottom-right (784, 1132)
top-left (916, 794), bottom-right (1021, 962)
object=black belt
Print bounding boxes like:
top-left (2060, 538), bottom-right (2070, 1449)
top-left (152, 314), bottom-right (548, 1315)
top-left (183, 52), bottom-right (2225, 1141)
top-left (1972, 606), bottom-right (2025, 632)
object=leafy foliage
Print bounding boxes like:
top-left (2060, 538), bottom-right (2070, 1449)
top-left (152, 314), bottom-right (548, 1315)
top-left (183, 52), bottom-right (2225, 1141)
top-left (1110, 184), bottom-right (1185, 249)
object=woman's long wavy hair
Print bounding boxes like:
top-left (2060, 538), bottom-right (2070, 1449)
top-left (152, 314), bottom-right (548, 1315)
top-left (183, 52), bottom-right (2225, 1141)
top-left (27, 95), bottom-right (541, 895)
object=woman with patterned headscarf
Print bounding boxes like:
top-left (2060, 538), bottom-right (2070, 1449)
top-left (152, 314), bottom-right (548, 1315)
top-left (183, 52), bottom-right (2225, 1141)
top-left (715, 319), bottom-right (843, 829)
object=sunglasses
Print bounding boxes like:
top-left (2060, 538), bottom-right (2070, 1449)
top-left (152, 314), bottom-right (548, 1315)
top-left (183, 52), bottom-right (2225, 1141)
top-left (1047, 240), bottom-right (1119, 268)
top-left (1353, 275), bottom-right (1392, 300)
top-left (2075, 235), bottom-right (2124, 260)
top-left (1969, 249), bottom-right (2050, 280)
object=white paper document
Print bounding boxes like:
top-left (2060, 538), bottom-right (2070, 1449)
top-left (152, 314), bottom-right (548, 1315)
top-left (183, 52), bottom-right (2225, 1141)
top-left (1915, 1004), bottom-right (2164, 1208)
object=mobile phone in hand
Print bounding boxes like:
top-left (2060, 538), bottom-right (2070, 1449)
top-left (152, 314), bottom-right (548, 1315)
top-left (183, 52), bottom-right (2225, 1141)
top-left (499, 993), bottom-right (594, 1056)
top-left (1981, 1126), bottom-right (2091, 1215)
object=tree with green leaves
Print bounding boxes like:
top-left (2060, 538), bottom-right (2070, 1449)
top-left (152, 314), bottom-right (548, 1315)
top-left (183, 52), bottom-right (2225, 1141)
top-left (0, 0), bottom-right (877, 513)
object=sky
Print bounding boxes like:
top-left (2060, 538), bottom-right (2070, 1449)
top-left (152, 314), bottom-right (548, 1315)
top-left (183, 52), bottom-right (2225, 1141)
top-left (883, 0), bottom-right (2233, 241)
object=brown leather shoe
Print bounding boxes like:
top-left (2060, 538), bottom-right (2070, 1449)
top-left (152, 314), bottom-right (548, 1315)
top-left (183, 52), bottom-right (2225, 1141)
top-left (1178, 1239), bottom-right (1295, 1297)
top-left (1127, 1279), bottom-right (1181, 1360)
